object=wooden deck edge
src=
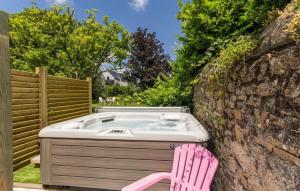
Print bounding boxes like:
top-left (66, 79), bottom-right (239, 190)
top-left (13, 182), bottom-right (43, 189)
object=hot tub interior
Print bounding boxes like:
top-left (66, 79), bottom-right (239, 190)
top-left (59, 113), bottom-right (188, 131)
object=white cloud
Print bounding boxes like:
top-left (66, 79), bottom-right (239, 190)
top-left (54, 0), bottom-right (68, 4)
top-left (46, 0), bottom-right (69, 5)
top-left (129, 0), bottom-right (149, 11)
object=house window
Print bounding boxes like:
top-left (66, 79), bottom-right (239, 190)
top-left (107, 76), bottom-right (110, 80)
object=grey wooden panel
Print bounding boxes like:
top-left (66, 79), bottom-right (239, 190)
top-left (0, 10), bottom-right (13, 191)
top-left (52, 145), bottom-right (174, 160)
top-left (52, 165), bottom-right (159, 181)
top-left (41, 139), bottom-right (52, 184)
top-left (52, 155), bottom-right (172, 172)
top-left (51, 175), bottom-right (170, 191)
top-left (52, 138), bottom-right (190, 150)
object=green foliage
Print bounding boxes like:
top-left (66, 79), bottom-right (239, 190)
top-left (202, 35), bottom-right (257, 86)
top-left (141, 75), bottom-right (192, 106)
top-left (288, 12), bottom-right (300, 40)
top-left (176, 0), bottom-right (290, 83)
top-left (106, 84), bottom-right (138, 97)
top-left (142, 34), bottom-right (256, 107)
top-left (292, 0), bottom-right (300, 9)
top-left (9, 4), bottom-right (131, 79)
top-left (143, 0), bottom-right (290, 107)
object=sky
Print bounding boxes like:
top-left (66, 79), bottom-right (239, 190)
top-left (0, 0), bottom-right (183, 59)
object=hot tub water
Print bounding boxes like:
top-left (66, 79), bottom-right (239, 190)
top-left (85, 118), bottom-right (187, 131)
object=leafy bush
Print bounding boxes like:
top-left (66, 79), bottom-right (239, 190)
top-left (288, 12), bottom-right (300, 40)
top-left (141, 75), bottom-right (192, 107)
top-left (292, 0), bottom-right (300, 9)
top-left (175, 0), bottom-right (290, 85)
top-left (142, 36), bottom-right (256, 107)
top-left (106, 84), bottom-right (138, 97)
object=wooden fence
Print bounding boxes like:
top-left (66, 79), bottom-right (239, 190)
top-left (11, 67), bottom-right (92, 170)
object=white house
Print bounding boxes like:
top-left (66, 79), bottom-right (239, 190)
top-left (101, 70), bottom-right (128, 86)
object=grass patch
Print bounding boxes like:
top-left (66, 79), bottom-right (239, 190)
top-left (13, 164), bottom-right (40, 184)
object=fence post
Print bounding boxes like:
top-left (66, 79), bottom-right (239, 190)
top-left (40, 67), bottom-right (48, 128)
top-left (86, 77), bottom-right (92, 113)
top-left (0, 10), bottom-right (13, 191)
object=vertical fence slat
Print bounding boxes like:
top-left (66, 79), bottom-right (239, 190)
top-left (87, 77), bottom-right (92, 113)
top-left (35, 67), bottom-right (41, 130)
top-left (0, 10), bottom-right (13, 191)
top-left (40, 67), bottom-right (48, 128)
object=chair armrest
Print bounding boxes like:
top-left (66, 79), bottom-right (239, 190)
top-left (122, 172), bottom-right (171, 191)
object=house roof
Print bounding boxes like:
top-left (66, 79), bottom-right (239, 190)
top-left (106, 70), bottom-right (126, 81)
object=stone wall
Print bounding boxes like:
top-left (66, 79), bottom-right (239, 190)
top-left (193, 7), bottom-right (300, 191)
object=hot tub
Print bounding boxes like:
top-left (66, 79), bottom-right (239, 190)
top-left (39, 107), bottom-right (209, 191)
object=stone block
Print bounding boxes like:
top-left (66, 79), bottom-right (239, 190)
top-left (235, 124), bottom-right (246, 144)
top-left (228, 83), bottom-right (235, 93)
top-left (257, 82), bottom-right (275, 97)
top-left (247, 96), bottom-right (255, 106)
top-left (238, 95), bottom-right (247, 101)
top-left (253, 10), bottom-right (295, 57)
top-left (270, 47), bottom-right (300, 75)
top-left (273, 146), bottom-right (300, 166)
top-left (254, 109), bottom-right (269, 129)
top-left (262, 97), bottom-right (276, 112)
top-left (270, 114), bottom-right (286, 127)
top-left (227, 156), bottom-right (238, 173)
top-left (228, 101), bottom-right (235, 109)
top-left (254, 136), bottom-right (274, 152)
top-left (246, 84), bottom-right (257, 96)
top-left (230, 95), bottom-right (237, 101)
top-left (259, 58), bottom-right (269, 75)
top-left (234, 109), bottom-right (242, 120)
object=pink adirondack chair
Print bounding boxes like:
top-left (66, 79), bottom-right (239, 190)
top-left (122, 144), bottom-right (218, 191)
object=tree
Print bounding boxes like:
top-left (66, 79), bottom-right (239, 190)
top-left (125, 27), bottom-right (171, 90)
top-left (9, 4), bottom-right (131, 79)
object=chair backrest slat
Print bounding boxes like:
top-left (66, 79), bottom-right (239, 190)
top-left (170, 146), bottom-right (181, 191)
top-left (174, 145), bottom-right (188, 191)
top-left (170, 144), bottom-right (218, 191)
top-left (201, 156), bottom-right (219, 189)
top-left (194, 150), bottom-right (211, 189)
